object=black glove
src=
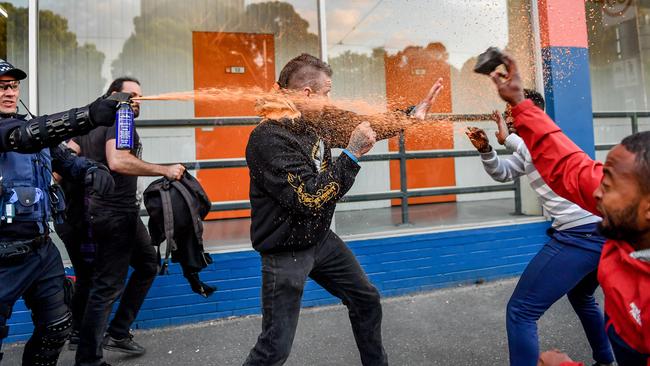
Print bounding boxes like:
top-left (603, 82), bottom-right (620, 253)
top-left (85, 164), bottom-right (115, 195)
top-left (88, 96), bottom-right (119, 127)
top-left (184, 272), bottom-right (217, 298)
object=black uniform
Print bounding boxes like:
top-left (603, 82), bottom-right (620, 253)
top-left (53, 176), bottom-right (93, 340)
top-left (0, 58), bottom-right (117, 366)
top-left (243, 118), bottom-right (388, 366)
top-left (0, 115), bottom-right (114, 366)
top-left (73, 126), bottom-right (158, 366)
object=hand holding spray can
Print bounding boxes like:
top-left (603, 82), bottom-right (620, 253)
top-left (115, 101), bottom-right (134, 150)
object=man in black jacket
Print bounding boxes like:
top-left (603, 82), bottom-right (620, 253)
top-left (244, 53), bottom-right (442, 366)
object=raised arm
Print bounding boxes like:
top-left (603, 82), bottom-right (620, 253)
top-left (259, 79), bottom-right (445, 148)
top-left (510, 100), bottom-right (602, 214)
top-left (489, 55), bottom-right (603, 215)
top-left (306, 79), bottom-right (444, 148)
top-left (465, 124), bottom-right (527, 183)
top-left (480, 149), bottom-right (527, 183)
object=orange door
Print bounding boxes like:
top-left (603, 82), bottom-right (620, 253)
top-left (192, 32), bottom-right (275, 219)
top-left (384, 43), bottom-right (456, 205)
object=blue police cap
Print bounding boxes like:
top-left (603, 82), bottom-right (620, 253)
top-left (0, 59), bottom-right (27, 81)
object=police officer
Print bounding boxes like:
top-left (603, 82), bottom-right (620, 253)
top-left (0, 59), bottom-right (118, 365)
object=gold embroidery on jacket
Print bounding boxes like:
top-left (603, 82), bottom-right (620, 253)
top-left (287, 172), bottom-right (339, 209)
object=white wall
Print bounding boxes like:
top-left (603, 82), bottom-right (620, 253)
top-left (137, 127), bottom-right (197, 204)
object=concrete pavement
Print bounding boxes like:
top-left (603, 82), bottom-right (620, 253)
top-left (3, 278), bottom-right (601, 365)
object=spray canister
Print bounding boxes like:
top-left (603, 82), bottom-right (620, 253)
top-left (115, 101), bottom-right (134, 150)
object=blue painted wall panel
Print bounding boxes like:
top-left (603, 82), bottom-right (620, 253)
top-left (542, 46), bottom-right (595, 157)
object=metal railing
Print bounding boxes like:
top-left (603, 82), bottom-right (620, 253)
top-left (593, 111), bottom-right (649, 151)
top-left (137, 111), bottom-right (648, 223)
top-left (137, 114), bottom-right (524, 224)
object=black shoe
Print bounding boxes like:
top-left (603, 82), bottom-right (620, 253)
top-left (103, 333), bottom-right (146, 356)
top-left (68, 329), bottom-right (80, 351)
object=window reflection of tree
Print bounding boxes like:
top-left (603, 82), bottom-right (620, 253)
top-left (328, 48), bottom-right (386, 107)
top-left (0, 2), bottom-right (105, 113)
top-left (0, 4), bottom-right (8, 60)
top-left (112, 1), bottom-right (319, 98)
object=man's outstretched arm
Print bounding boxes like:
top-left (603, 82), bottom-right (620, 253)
top-left (264, 78), bottom-right (445, 148)
top-left (489, 54), bottom-right (603, 215)
top-left (510, 100), bottom-right (602, 215)
top-left (0, 97), bottom-right (117, 153)
top-left (315, 78), bottom-right (445, 148)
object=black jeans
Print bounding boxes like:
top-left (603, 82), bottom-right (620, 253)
top-left (75, 209), bottom-right (158, 366)
top-left (244, 231), bottom-right (388, 366)
top-left (58, 223), bottom-right (94, 334)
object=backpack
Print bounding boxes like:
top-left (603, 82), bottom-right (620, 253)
top-left (143, 171), bottom-right (216, 298)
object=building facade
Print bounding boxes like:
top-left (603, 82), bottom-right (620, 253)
top-left (2, 0), bottom-right (647, 341)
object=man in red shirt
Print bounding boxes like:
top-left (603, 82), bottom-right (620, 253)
top-left (487, 55), bottom-right (649, 365)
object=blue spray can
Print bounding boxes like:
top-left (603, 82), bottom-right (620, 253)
top-left (115, 101), bottom-right (134, 150)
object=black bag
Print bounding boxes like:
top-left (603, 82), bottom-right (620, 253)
top-left (143, 171), bottom-right (216, 297)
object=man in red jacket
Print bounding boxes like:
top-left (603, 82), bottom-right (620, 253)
top-left (487, 55), bottom-right (649, 365)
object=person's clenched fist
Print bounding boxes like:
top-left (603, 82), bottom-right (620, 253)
top-left (165, 164), bottom-right (186, 180)
top-left (489, 54), bottom-right (525, 107)
top-left (346, 122), bottom-right (377, 158)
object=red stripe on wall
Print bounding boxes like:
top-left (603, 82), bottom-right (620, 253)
top-left (538, 0), bottom-right (588, 48)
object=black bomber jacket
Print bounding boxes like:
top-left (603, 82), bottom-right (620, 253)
top-left (246, 118), bottom-right (360, 253)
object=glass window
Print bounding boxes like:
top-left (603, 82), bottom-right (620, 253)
top-left (0, 1), bottom-right (30, 110)
top-left (37, 0), bottom-right (319, 118)
top-left (29, 1), bottom-right (542, 250)
top-left (325, 0), bottom-right (539, 233)
top-left (587, 0), bottom-right (650, 162)
top-left (587, 0), bottom-right (650, 113)
top-left (326, 0), bottom-right (537, 112)
top-left (35, 1), bottom-right (320, 252)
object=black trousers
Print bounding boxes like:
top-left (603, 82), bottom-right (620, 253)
top-left (75, 209), bottom-right (158, 366)
top-left (244, 231), bottom-right (388, 366)
top-left (0, 239), bottom-right (68, 365)
top-left (57, 221), bottom-right (94, 334)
